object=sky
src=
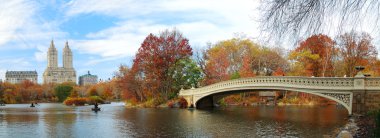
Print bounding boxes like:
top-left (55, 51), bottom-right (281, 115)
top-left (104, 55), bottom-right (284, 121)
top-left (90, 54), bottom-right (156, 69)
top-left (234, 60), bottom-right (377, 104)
top-left (0, 0), bottom-right (261, 83)
top-left (1, 0), bottom-right (379, 83)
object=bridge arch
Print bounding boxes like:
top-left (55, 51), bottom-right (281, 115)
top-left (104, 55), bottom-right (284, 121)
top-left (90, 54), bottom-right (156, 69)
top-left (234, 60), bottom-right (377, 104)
top-left (194, 87), bottom-right (352, 114)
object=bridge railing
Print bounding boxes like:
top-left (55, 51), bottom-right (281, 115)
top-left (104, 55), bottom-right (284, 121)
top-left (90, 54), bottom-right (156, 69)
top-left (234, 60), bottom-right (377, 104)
top-left (365, 77), bottom-right (380, 90)
top-left (179, 76), bottom-right (380, 96)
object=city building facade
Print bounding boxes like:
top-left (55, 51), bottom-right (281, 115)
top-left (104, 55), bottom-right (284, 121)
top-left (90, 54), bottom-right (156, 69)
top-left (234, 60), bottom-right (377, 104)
top-left (43, 40), bottom-right (76, 84)
top-left (79, 71), bottom-right (98, 86)
top-left (5, 71), bottom-right (38, 84)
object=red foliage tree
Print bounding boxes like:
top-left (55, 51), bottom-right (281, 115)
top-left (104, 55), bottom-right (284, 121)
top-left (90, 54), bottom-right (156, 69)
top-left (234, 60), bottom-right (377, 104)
top-left (273, 67), bottom-right (285, 76)
top-left (239, 55), bottom-right (256, 78)
top-left (131, 29), bottom-right (193, 100)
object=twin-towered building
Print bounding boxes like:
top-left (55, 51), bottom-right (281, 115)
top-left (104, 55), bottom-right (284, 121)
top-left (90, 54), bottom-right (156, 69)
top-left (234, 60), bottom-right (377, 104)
top-left (5, 40), bottom-right (98, 85)
top-left (43, 40), bottom-right (76, 84)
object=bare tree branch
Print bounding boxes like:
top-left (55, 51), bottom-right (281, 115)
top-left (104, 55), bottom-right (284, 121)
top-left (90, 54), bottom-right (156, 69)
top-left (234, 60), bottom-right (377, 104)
top-left (260, 0), bottom-right (380, 43)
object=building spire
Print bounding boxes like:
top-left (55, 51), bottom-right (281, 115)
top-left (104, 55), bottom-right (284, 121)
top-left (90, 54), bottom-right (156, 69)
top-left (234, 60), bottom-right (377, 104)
top-left (64, 40), bottom-right (70, 49)
top-left (50, 39), bottom-right (55, 48)
top-left (63, 40), bottom-right (73, 69)
top-left (47, 39), bottom-right (58, 68)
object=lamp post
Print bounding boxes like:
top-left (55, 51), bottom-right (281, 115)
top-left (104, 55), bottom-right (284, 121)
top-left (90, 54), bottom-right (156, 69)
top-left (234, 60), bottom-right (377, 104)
top-left (355, 66), bottom-right (365, 77)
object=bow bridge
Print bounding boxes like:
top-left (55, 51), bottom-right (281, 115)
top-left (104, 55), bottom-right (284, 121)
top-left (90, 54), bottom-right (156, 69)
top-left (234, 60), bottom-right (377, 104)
top-left (179, 76), bottom-right (380, 115)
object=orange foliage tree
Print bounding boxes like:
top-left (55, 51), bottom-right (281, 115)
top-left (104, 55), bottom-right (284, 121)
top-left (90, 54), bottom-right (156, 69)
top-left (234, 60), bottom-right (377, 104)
top-left (289, 34), bottom-right (335, 77)
top-left (203, 38), bottom-right (288, 84)
top-left (273, 67), bottom-right (285, 76)
top-left (336, 31), bottom-right (378, 77)
top-left (203, 38), bottom-right (260, 84)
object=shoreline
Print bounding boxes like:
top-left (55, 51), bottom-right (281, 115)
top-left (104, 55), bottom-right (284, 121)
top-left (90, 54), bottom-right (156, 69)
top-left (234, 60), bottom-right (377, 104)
top-left (327, 114), bottom-right (376, 138)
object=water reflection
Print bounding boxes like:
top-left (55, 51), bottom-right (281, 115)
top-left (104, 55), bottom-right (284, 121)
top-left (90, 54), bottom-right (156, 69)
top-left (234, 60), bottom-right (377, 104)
top-left (0, 103), bottom-right (347, 137)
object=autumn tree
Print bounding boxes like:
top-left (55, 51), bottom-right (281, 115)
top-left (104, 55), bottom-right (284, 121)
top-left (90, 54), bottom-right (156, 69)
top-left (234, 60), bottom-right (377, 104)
top-left (30, 85), bottom-right (44, 101)
top-left (239, 52), bottom-right (256, 78)
top-left (370, 60), bottom-right (380, 77)
top-left (273, 67), bottom-right (285, 76)
top-left (114, 64), bottom-right (129, 78)
top-left (289, 34), bottom-right (335, 77)
top-left (204, 43), bottom-right (231, 84)
top-left (118, 65), bottom-right (146, 102)
top-left (2, 82), bottom-right (17, 103)
top-left (94, 82), bottom-right (113, 101)
top-left (87, 86), bottom-right (98, 96)
top-left (203, 38), bottom-right (289, 84)
top-left (41, 83), bottom-right (55, 101)
top-left (3, 89), bottom-right (17, 104)
top-left (129, 28), bottom-right (193, 101)
top-left (108, 78), bottom-right (121, 100)
top-left (336, 31), bottom-right (378, 77)
top-left (69, 87), bottom-right (79, 98)
top-left (17, 80), bottom-right (37, 102)
top-left (203, 38), bottom-right (260, 84)
top-left (253, 46), bottom-right (288, 76)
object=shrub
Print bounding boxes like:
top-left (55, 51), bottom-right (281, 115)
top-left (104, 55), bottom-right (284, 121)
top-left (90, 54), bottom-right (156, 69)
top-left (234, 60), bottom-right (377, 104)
top-left (125, 98), bottom-right (138, 106)
top-left (87, 96), bottom-right (105, 105)
top-left (64, 97), bottom-right (88, 106)
top-left (144, 98), bottom-right (164, 107)
top-left (166, 97), bottom-right (188, 108)
top-left (217, 98), bottom-right (227, 107)
top-left (373, 110), bottom-right (380, 138)
top-left (167, 100), bottom-right (175, 108)
top-left (178, 97), bottom-right (188, 108)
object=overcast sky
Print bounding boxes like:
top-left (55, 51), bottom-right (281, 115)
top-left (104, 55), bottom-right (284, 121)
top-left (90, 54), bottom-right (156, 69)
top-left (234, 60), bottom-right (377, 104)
top-left (0, 0), bottom-right (379, 83)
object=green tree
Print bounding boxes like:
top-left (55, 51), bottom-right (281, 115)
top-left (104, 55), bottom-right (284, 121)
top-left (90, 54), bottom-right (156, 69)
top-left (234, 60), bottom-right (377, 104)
top-left (230, 72), bottom-right (241, 79)
top-left (54, 84), bottom-right (73, 102)
top-left (171, 58), bottom-right (203, 91)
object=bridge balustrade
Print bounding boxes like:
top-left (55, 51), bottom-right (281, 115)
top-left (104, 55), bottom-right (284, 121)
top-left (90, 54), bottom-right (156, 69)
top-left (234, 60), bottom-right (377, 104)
top-left (180, 77), bottom-right (361, 95)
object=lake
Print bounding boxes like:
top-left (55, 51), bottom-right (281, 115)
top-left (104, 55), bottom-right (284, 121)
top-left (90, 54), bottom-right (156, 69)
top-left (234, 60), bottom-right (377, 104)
top-left (0, 103), bottom-right (348, 137)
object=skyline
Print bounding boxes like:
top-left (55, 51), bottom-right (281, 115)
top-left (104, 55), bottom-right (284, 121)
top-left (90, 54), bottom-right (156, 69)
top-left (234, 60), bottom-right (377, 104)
top-left (1, 0), bottom-right (379, 83)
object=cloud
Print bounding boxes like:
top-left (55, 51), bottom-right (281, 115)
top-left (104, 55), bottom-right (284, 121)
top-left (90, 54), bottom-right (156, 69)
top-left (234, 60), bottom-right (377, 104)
top-left (34, 45), bottom-right (48, 62)
top-left (0, 58), bottom-right (32, 68)
top-left (71, 20), bottom-right (229, 58)
top-left (0, 0), bottom-right (36, 46)
top-left (65, 0), bottom-right (260, 60)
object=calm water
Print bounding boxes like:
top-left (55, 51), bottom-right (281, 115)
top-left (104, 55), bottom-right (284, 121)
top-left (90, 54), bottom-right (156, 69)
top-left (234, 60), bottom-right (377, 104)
top-left (0, 103), bottom-right (348, 138)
